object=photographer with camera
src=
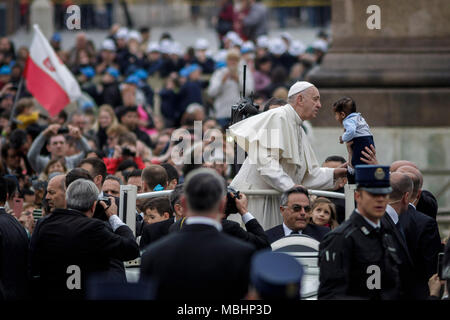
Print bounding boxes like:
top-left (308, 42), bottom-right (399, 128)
top-left (26, 123), bottom-right (91, 174)
top-left (29, 179), bottom-right (139, 300)
top-left (102, 131), bottom-right (145, 174)
top-left (207, 48), bottom-right (254, 129)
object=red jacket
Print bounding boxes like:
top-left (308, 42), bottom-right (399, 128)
top-left (103, 157), bottom-right (146, 174)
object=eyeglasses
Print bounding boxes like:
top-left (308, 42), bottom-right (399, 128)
top-left (282, 204), bottom-right (311, 213)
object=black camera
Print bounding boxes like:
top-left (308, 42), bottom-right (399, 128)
top-left (57, 127), bottom-right (69, 134)
top-left (225, 186), bottom-right (240, 216)
top-left (94, 195), bottom-right (119, 221)
top-left (230, 96), bottom-right (259, 126)
top-left (122, 147), bottom-right (136, 158)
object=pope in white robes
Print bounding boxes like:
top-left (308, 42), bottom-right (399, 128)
top-left (229, 81), bottom-right (345, 230)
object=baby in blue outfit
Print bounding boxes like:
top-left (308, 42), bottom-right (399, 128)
top-left (333, 97), bottom-right (375, 178)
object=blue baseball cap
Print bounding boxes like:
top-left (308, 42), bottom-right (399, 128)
top-left (80, 66), bottom-right (95, 79)
top-left (105, 67), bottom-right (119, 79)
top-left (133, 69), bottom-right (148, 80)
top-left (125, 75), bottom-right (140, 86)
top-left (51, 33), bottom-right (62, 42)
top-left (0, 65), bottom-right (11, 75)
top-left (355, 165), bottom-right (392, 194)
top-left (179, 64), bottom-right (201, 78)
top-left (250, 251), bottom-right (304, 300)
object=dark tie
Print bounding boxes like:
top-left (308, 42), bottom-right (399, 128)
top-left (290, 231), bottom-right (299, 235)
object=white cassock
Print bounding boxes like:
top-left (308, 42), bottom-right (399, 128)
top-left (229, 103), bottom-right (334, 230)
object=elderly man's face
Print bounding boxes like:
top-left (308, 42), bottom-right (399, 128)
top-left (280, 192), bottom-right (311, 231)
top-left (296, 86), bottom-right (321, 120)
top-left (45, 175), bottom-right (66, 210)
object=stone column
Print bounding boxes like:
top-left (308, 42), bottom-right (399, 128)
top-left (307, 0), bottom-right (450, 127)
top-left (31, 0), bottom-right (54, 39)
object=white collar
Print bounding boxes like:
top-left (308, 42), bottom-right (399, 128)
top-left (355, 209), bottom-right (381, 229)
top-left (282, 222), bottom-right (302, 236)
top-left (185, 216), bottom-right (223, 232)
top-left (385, 204), bottom-right (399, 225)
top-left (409, 203), bottom-right (416, 210)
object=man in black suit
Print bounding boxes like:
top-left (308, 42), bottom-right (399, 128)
top-left (390, 160), bottom-right (438, 220)
top-left (0, 176), bottom-right (29, 300)
top-left (169, 187), bottom-right (270, 250)
top-left (396, 166), bottom-right (442, 299)
top-left (382, 172), bottom-right (416, 299)
top-left (265, 186), bottom-right (330, 243)
top-left (139, 168), bottom-right (255, 300)
top-left (29, 179), bottom-right (140, 300)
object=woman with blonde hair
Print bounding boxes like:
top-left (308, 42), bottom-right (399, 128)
top-left (93, 104), bottom-right (118, 151)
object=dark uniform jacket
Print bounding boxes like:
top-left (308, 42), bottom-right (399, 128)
top-left (169, 216), bottom-right (270, 250)
top-left (29, 208), bottom-right (140, 300)
top-left (381, 213), bottom-right (416, 299)
top-left (0, 208), bottom-right (29, 300)
top-left (140, 223), bottom-right (255, 300)
top-left (318, 211), bottom-right (402, 300)
top-left (398, 204), bottom-right (442, 299)
top-left (265, 223), bottom-right (330, 244)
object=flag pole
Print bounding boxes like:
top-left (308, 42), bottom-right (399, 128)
top-left (8, 74), bottom-right (25, 127)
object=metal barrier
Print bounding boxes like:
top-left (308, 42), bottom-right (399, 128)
top-left (120, 185), bottom-right (355, 235)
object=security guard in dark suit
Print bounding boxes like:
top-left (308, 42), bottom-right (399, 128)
top-left (318, 165), bottom-right (402, 300)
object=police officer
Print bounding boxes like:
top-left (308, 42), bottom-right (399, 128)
top-left (318, 165), bottom-right (402, 300)
top-left (247, 251), bottom-right (304, 300)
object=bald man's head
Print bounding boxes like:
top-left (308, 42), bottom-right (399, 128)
top-left (396, 166), bottom-right (422, 202)
top-left (389, 172), bottom-right (413, 202)
top-left (390, 160), bottom-right (418, 172)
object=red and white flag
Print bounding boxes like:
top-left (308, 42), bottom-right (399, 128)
top-left (24, 24), bottom-right (81, 116)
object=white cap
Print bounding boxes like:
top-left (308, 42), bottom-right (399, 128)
top-left (280, 32), bottom-right (293, 44)
top-left (225, 31), bottom-right (243, 47)
top-left (241, 41), bottom-right (255, 53)
top-left (195, 38), bottom-right (209, 50)
top-left (101, 39), bottom-right (116, 51)
top-left (116, 27), bottom-right (128, 40)
top-left (312, 39), bottom-right (328, 52)
top-left (256, 35), bottom-right (269, 48)
top-left (169, 41), bottom-right (183, 56)
top-left (159, 39), bottom-right (173, 54)
top-left (269, 38), bottom-right (286, 55)
top-left (288, 40), bottom-right (306, 56)
top-left (288, 81), bottom-right (314, 98)
top-left (127, 30), bottom-right (142, 43)
top-left (214, 49), bottom-right (228, 62)
top-left (146, 41), bottom-right (160, 53)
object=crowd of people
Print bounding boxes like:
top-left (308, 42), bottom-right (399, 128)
top-left (0, 14), bottom-right (448, 301)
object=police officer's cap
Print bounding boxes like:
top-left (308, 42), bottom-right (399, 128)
top-left (355, 165), bottom-right (392, 194)
top-left (250, 251), bottom-right (304, 300)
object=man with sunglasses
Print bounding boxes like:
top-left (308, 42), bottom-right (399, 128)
top-left (265, 186), bottom-right (330, 243)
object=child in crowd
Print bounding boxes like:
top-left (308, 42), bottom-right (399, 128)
top-left (310, 197), bottom-right (338, 230)
top-left (333, 97), bottom-right (374, 181)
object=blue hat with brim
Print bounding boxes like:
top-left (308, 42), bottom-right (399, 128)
top-left (250, 251), bottom-right (303, 300)
top-left (179, 63), bottom-right (201, 78)
top-left (51, 33), bottom-right (62, 42)
top-left (355, 165), bottom-right (392, 194)
top-left (0, 65), bottom-right (11, 75)
top-left (106, 67), bottom-right (120, 79)
top-left (125, 75), bottom-right (140, 86)
top-left (80, 66), bottom-right (95, 79)
top-left (133, 69), bottom-right (148, 80)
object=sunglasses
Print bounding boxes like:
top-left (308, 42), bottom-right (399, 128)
top-left (282, 204), bottom-right (311, 213)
